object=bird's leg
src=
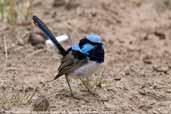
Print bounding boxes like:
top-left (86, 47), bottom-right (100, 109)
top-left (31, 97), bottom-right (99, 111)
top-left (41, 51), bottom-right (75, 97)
top-left (65, 75), bottom-right (81, 100)
top-left (65, 75), bottom-right (74, 97)
top-left (80, 77), bottom-right (96, 95)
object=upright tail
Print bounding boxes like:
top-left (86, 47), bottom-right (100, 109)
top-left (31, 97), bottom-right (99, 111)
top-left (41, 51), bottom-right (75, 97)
top-left (32, 16), bottom-right (66, 56)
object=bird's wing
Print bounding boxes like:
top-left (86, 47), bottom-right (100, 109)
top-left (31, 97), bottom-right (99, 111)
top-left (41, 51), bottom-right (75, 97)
top-left (54, 52), bottom-right (87, 80)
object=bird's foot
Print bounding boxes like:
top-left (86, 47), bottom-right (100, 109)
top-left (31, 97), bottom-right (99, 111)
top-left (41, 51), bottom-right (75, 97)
top-left (69, 93), bottom-right (81, 100)
top-left (81, 88), bottom-right (99, 97)
top-left (88, 90), bottom-right (99, 97)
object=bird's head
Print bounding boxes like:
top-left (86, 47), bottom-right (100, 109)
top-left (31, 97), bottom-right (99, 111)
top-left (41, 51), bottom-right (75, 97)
top-left (85, 34), bottom-right (103, 44)
top-left (71, 34), bottom-right (103, 53)
top-left (69, 34), bottom-right (104, 63)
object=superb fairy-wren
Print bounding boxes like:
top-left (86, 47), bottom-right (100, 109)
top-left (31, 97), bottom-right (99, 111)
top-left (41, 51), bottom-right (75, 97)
top-left (32, 16), bottom-right (105, 97)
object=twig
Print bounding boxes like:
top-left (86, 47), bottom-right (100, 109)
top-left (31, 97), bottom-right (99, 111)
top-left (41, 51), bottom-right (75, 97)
top-left (25, 49), bottom-right (45, 58)
top-left (26, 87), bottom-right (38, 104)
top-left (3, 35), bottom-right (8, 67)
top-left (6, 67), bottom-right (20, 71)
top-left (92, 67), bottom-right (105, 89)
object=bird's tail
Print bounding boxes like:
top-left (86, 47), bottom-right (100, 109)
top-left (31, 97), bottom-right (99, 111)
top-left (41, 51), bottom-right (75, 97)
top-left (32, 16), bottom-right (66, 56)
top-left (54, 74), bottom-right (61, 80)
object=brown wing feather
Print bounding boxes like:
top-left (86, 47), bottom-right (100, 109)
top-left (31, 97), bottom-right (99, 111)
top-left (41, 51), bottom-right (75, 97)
top-left (54, 52), bottom-right (87, 80)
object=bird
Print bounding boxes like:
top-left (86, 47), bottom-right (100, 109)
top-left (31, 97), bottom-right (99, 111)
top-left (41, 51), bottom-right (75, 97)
top-left (32, 16), bottom-right (104, 97)
top-left (54, 34), bottom-right (104, 96)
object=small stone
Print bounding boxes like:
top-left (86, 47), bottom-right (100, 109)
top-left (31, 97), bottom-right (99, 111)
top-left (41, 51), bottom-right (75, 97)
top-left (108, 40), bottom-right (114, 45)
top-left (124, 71), bottom-right (130, 75)
top-left (65, 0), bottom-right (79, 10)
top-left (28, 32), bottom-right (45, 48)
top-left (166, 89), bottom-right (171, 93)
top-left (153, 65), bottom-right (169, 74)
top-left (143, 55), bottom-right (152, 64)
top-left (143, 35), bottom-right (149, 40)
top-left (33, 96), bottom-right (49, 111)
top-left (114, 77), bottom-right (121, 81)
top-left (153, 31), bottom-right (166, 40)
top-left (129, 0), bottom-right (144, 6)
top-left (143, 59), bottom-right (152, 64)
top-left (17, 39), bottom-right (25, 46)
top-left (25, 87), bottom-right (34, 93)
top-left (98, 93), bottom-right (109, 101)
top-left (104, 102), bottom-right (115, 109)
top-left (138, 90), bottom-right (146, 95)
top-left (100, 83), bottom-right (106, 88)
top-left (52, 0), bottom-right (65, 7)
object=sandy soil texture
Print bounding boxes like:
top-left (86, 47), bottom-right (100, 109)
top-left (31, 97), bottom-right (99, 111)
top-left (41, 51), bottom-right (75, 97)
top-left (0, 0), bottom-right (171, 113)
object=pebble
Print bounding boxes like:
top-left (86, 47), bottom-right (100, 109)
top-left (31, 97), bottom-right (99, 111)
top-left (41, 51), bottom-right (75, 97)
top-left (153, 65), bottom-right (169, 74)
top-left (52, 0), bottom-right (65, 7)
top-left (143, 55), bottom-right (152, 64)
top-left (28, 32), bottom-right (45, 49)
top-left (33, 95), bottom-right (49, 111)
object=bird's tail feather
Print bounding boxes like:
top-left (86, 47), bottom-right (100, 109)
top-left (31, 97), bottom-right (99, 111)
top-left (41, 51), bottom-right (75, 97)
top-left (32, 16), bottom-right (66, 56)
top-left (54, 74), bottom-right (62, 80)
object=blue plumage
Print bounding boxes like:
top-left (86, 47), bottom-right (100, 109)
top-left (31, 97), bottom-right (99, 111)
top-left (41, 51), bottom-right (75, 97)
top-left (81, 43), bottom-right (95, 54)
top-left (32, 16), bottom-right (66, 56)
top-left (86, 34), bottom-right (102, 43)
top-left (70, 35), bottom-right (104, 63)
top-left (71, 43), bottom-right (95, 55)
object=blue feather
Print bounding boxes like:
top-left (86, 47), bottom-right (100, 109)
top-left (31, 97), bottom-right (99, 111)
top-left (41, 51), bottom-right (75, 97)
top-left (86, 34), bottom-right (102, 43)
top-left (71, 44), bottom-right (82, 52)
top-left (71, 43), bottom-right (95, 55)
top-left (81, 44), bottom-right (95, 54)
top-left (32, 16), bottom-right (66, 56)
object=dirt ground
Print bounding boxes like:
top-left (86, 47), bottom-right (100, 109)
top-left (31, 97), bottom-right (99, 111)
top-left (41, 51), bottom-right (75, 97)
top-left (0, 0), bottom-right (171, 113)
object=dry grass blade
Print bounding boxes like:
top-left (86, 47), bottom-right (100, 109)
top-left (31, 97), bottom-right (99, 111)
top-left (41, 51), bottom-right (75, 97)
top-left (25, 0), bottom-right (33, 20)
top-left (26, 87), bottom-right (38, 104)
top-left (0, 0), bottom-right (33, 24)
top-left (3, 35), bottom-right (8, 67)
top-left (8, 0), bottom-right (17, 25)
top-left (0, 0), bottom-right (5, 21)
top-left (25, 49), bottom-right (46, 59)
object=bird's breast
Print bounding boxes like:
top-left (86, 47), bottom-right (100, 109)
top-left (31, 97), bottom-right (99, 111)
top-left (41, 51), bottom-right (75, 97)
top-left (71, 61), bottom-right (101, 78)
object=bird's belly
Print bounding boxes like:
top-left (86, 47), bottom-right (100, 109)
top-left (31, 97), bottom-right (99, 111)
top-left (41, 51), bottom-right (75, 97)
top-left (71, 61), bottom-right (101, 78)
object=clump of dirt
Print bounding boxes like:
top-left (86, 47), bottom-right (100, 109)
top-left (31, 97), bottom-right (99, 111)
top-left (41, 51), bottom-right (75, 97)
top-left (0, 0), bottom-right (171, 113)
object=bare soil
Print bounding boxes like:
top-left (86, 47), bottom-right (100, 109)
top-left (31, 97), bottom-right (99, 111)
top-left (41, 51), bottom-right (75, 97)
top-left (0, 0), bottom-right (171, 114)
